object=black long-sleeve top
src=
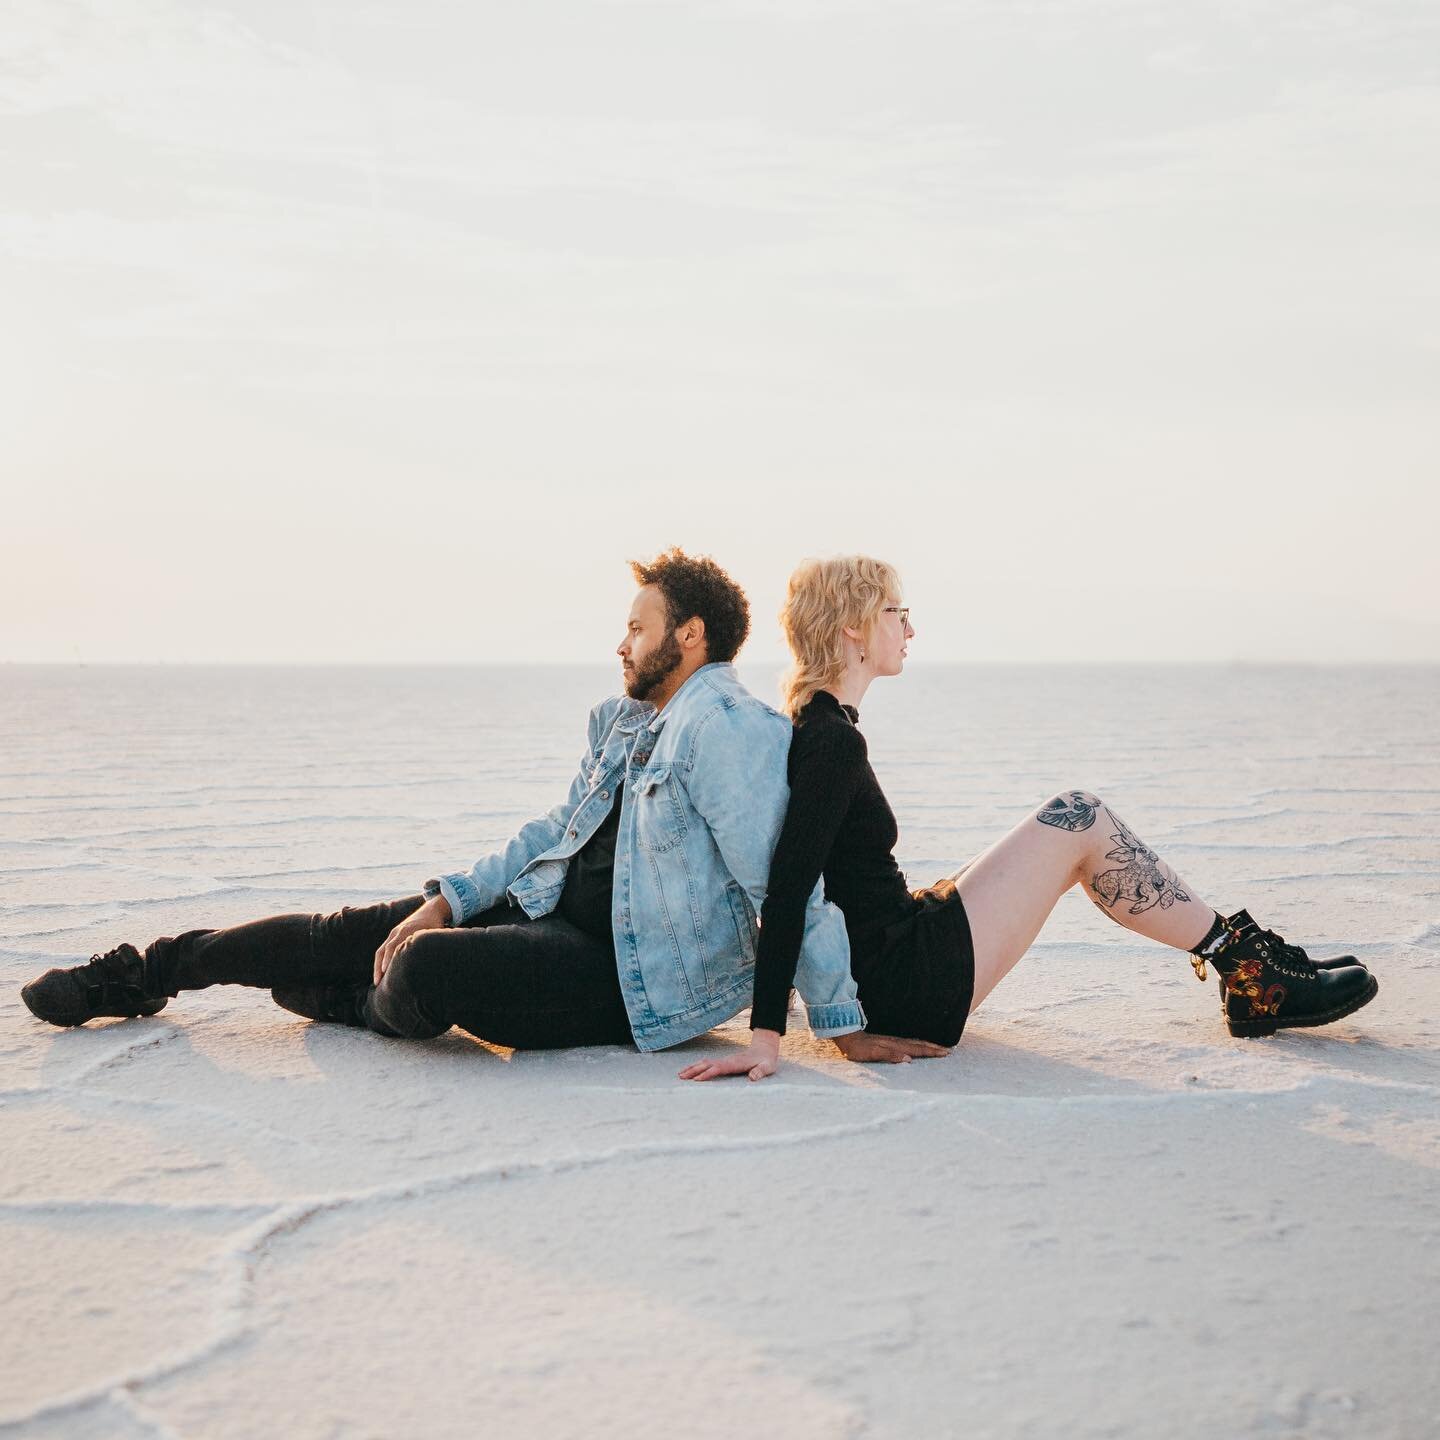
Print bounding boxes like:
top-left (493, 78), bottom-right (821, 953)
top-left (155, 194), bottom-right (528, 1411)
top-left (749, 689), bottom-right (918, 1034)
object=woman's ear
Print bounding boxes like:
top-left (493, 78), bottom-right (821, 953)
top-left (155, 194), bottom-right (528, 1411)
top-left (841, 623), bottom-right (863, 643)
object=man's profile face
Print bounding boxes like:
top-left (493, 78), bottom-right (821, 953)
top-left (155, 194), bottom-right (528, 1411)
top-left (618, 585), bottom-right (685, 701)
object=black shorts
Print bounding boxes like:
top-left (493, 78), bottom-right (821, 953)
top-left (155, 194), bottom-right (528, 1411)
top-left (849, 878), bottom-right (975, 1048)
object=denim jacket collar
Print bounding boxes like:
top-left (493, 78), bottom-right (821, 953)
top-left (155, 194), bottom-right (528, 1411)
top-left (613, 662), bottom-right (736, 738)
top-left (613, 701), bottom-right (656, 738)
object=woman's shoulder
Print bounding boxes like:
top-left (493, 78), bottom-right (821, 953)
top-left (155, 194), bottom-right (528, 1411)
top-left (792, 701), bottom-right (866, 759)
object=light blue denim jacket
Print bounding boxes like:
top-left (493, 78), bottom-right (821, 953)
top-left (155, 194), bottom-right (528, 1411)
top-left (432, 663), bottom-right (865, 1051)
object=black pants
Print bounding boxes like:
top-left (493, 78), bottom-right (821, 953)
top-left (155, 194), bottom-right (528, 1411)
top-left (147, 896), bottom-right (635, 1050)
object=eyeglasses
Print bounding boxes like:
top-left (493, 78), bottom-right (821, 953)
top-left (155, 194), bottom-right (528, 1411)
top-left (882, 606), bottom-right (910, 626)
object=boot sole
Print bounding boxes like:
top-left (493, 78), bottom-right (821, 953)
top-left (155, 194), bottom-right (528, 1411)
top-left (1225, 973), bottom-right (1379, 1038)
top-left (20, 987), bottom-right (168, 1027)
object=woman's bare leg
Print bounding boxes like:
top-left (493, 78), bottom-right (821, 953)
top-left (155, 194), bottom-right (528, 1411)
top-left (957, 789), bottom-right (1215, 1012)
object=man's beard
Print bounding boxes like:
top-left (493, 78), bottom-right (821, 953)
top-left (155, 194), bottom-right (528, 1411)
top-left (624, 630), bottom-right (684, 701)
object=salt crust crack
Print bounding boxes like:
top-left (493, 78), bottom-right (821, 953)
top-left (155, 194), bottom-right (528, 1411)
top-left (111, 1389), bottom-right (187, 1440)
top-left (4, 1075), bottom-right (1434, 1227)
top-left (0, 1098), bottom-right (940, 1432)
top-left (11, 1025), bottom-right (190, 1091)
top-left (6, 1072), bottom-right (1428, 1431)
top-left (0, 1086), bottom-right (324, 1153)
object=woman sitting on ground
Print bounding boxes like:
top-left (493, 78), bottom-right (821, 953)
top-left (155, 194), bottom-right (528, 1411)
top-left (680, 555), bottom-right (1377, 1083)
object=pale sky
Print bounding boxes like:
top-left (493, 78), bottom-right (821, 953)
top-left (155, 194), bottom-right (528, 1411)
top-left (3, 0), bottom-right (1437, 665)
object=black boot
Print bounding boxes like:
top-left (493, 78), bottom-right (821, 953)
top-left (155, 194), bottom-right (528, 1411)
top-left (1193, 909), bottom-right (1377, 1038)
top-left (22, 945), bottom-right (169, 1027)
top-left (1214, 952), bottom-right (1365, 1020)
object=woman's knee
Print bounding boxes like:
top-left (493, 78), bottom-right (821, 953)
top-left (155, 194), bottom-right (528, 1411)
top-left (1035, 788), bottom-right (1104, 834)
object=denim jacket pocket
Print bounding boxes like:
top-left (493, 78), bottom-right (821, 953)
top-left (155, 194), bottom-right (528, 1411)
top-left (725, 881), bottom-right (757, 965)
top-left (631, 763), bottom-right (688, 853)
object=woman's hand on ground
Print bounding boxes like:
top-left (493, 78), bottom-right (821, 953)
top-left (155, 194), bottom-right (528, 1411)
top-left (677, 1029), bottom-right (782, 1082)
top-left (831, 1031), bottom-right (951, 1064)
top-left (374, 895), bottom-right (452, 985)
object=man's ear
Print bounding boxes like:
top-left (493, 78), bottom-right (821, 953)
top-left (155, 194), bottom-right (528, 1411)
top-left (680, 616), bottom-right (707, 652)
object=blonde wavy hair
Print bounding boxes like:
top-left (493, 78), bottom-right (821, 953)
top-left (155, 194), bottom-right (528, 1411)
top-left (779, 555), bottom-right (903, 720)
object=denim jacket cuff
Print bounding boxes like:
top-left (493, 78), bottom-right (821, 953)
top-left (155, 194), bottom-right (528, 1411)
top-left (436, 873), bottom-right (482, 926)
top-left (805, 999), bottom-right (867, 1037)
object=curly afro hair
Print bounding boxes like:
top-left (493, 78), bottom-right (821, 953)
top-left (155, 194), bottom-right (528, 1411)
top-left (628, 548), bottom-right (751, 664)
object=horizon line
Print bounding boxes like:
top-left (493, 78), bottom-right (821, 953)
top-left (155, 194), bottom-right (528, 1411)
top-left (5, 659), bottom-right (1439, 671)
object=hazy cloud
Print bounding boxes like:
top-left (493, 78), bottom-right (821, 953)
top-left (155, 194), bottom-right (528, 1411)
top-left (2, 0), bottom-right (1436, 663)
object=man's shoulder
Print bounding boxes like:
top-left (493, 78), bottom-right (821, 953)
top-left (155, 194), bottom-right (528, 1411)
top-left (653, 667), bottom-right (785, 778)
top-left (678, 665), bottom-right (788, 733)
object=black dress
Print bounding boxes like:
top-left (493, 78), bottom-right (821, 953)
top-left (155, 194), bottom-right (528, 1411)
top-left (750, 689), bottom-right (975, 1047)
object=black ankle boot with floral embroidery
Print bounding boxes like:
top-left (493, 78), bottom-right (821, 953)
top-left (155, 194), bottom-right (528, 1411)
top-left (1192, 909), bottom-right (1377, 1038)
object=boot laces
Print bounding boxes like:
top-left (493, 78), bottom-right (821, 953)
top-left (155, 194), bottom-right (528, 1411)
top-left (1256, 930), bottom-right (1317, 980)
top-left (78, 947), bottom-right (144, 1000)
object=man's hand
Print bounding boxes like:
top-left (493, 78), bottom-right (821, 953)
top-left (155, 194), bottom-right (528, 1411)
top-left (678, 1028), bottom-right (782, 1083)
top-left (374, 894), bottom-right (452, 985)
top-left (832, 1031), bottom-right (951, 1064)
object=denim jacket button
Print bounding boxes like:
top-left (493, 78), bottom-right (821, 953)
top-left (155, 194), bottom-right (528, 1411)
top-left (600, 790), bottom-right (609, 800)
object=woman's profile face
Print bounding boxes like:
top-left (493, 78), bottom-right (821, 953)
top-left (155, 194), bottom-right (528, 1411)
top-left (868, 598), bottom-right (915, 678)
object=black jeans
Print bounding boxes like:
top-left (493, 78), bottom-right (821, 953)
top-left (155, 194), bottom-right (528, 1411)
top-left (147, 896), bottom-right (635, 1050)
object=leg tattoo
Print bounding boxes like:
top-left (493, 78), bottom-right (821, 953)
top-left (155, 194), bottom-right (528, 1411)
top-left (1089, 809), bottom-right (1191, 915)
top-left (1036, 791), bottom-right (1099, 832)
